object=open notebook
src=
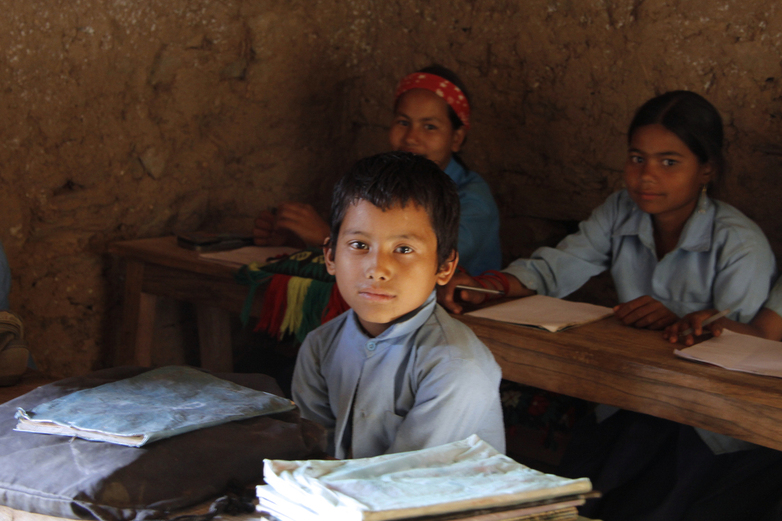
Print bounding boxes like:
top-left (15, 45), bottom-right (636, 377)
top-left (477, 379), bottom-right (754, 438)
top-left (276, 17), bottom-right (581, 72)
top-left (675, 329), bottom-right (782, 378)
top-left (466, 295), bottom-right (613, 332)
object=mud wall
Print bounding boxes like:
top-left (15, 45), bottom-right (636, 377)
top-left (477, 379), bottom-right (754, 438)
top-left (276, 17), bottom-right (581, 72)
top-left (2, 0), bottom-right (781, 376)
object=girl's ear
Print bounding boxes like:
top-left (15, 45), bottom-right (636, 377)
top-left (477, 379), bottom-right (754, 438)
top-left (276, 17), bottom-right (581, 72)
top-left (435, 250), bottom-right (459, 286)
top-left (450, 127), bottom-right (467, 154)
top-left (323, 240), bottom-right (337, 276)
top-left (699, 161), bottom-right (715, 184)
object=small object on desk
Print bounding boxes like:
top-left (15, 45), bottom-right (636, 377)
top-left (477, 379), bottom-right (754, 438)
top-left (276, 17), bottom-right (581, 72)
top-left (455, 284), bottom-right (504, 295)
top-left (199, 246), bottom-right (300, 268)
top-left (176, 231), bottom-right (254, 252)
top-left (466, 294), bottom-right (613, 333)
top-left (674, 329), bottom-right (782, 378)
top-left (678, 308), bottom-right (731, 337)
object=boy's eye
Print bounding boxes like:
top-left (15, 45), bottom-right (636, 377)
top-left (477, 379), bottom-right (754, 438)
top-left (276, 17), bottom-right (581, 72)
top-left (424, 124), bottom-right (438, 131)
top-left (395, 245), bottom-right (414, 254)
top-left (395, 119), bottom-right (409, 127)
top-left (348, 241), bottom-right (368, 250)
top-left (629, 155), bottom-right (644, 164)
top-left (661, 158), bottom-right (678, 166)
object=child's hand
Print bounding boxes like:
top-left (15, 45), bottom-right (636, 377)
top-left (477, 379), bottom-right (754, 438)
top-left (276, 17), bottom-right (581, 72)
top-left (436, 272), bottom-right (487, 315)
top-left (663, 309), bottom-right (724, 346)
top-left (613, 295), bottom-right (678, 330)
top-left (273, 202), bottom-right (330, 247)
top-left (253, 210), bottom-right (288, 246)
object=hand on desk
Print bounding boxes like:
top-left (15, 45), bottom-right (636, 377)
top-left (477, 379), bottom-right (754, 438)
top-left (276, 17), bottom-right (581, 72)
top-left (253, 202), bottom-right (330, 248)
top-left (663, 309), bottom-right (725, 346)
top-left (613, 295), bottom-right (678, 330)
top-left (437, 272), bottom-right (488, 314)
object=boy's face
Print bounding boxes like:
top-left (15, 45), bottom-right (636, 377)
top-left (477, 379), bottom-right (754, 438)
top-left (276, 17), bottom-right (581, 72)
top-left (325, 199), bottom-right (457, 338)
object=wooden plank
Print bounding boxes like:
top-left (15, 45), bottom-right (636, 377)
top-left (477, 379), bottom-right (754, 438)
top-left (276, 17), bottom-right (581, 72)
top-left (456, 314), bottom-right (782, 451)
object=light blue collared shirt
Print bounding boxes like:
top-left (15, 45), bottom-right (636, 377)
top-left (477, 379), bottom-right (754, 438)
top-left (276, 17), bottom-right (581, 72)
top-left (504, 190), bottom-right (776, 323)
top-left (444, 158), bottom-right (502, 275)
top-left (292, 291), bottom-right (505, 459)
top-left (0, 241), bottom-right (9, 311)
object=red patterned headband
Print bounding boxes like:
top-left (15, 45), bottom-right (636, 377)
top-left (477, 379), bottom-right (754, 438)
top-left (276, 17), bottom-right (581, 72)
top-left (394, 72), bottom-right (471, 130)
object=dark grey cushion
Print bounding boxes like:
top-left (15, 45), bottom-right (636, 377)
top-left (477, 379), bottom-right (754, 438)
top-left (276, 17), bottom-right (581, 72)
top-left (0, 367), bottom-right (325, 521)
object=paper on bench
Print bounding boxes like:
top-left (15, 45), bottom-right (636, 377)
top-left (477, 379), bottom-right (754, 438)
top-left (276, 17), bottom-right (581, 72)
top-left (465, 295), bottom-right (613, 332)
top-left (674, 329), bottom-right (782, 378)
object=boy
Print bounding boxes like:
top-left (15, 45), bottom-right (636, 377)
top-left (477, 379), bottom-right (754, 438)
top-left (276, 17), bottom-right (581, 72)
top-left (291, 152), bottom-right (505, 459)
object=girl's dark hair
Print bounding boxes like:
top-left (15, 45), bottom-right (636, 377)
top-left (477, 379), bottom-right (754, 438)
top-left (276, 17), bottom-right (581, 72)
top-left (395, 64), bottom-right (471, 131)
top-left (628, 91), bottom-right (725, 186)
top-left (329, 151), bottom-right (460, 269)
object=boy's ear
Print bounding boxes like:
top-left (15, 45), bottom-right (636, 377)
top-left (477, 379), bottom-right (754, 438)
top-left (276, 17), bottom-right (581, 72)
top-left (323, 240), bottom-right (337, 276)
top-left (450, 127), bottom-right (467, 154)
top-left (435, 250), bottom-right (459, 286)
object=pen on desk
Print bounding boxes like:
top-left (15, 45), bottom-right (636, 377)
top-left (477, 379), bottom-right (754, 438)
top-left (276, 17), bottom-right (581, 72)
top-left (455, 284), bottom-right (504, 296)
top-left (679, 309), bottom-right (731, 337)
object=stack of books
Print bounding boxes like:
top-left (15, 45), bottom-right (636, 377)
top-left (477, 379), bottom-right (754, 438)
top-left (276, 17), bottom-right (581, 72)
top-left (256, 435), bottom-right (596, 521)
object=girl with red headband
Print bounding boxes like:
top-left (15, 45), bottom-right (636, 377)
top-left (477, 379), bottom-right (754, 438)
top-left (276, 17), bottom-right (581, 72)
top-left (253, 65), bottom-right (502, 276)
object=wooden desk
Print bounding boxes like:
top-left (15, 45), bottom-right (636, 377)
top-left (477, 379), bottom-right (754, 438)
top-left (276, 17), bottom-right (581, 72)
top-left (456, 313), bottom-right (782, 452)
top-left (110, 236), bottom-right (263, 372)
top-left (111, 236), bottom-right (782, 452)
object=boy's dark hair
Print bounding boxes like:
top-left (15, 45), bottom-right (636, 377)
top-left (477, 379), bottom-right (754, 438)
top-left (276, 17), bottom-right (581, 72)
top-left (329, 152), bottom-right (460, 269)
top-left (628, 90), bottom-right (725, 189)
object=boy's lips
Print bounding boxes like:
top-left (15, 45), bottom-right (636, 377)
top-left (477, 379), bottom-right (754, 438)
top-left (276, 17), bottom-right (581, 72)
top-left (358, 288), bottom-right (395, 301)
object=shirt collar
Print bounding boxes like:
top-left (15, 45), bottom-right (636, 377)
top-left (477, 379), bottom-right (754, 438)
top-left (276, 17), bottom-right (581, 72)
top-left (613, 190), bottom-right (715, 253)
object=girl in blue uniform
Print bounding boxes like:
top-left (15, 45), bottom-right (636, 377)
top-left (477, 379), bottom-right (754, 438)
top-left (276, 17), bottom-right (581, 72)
top-left (439, 91), bottom-right (780, 521)
top-left (254, 66), bottom-right (502, 275)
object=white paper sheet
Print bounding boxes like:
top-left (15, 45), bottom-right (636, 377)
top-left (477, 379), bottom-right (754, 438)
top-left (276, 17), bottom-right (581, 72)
top-left (674, 329), bottom-right (782, 378)
top-left (465, 295), bottom-right (613, 332)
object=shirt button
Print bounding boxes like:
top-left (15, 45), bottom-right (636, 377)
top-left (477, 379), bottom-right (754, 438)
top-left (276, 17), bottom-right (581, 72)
top-left (366, 341), bottom-right (376, 351)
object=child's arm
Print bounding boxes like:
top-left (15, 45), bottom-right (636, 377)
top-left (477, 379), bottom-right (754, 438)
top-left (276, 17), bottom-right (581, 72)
top-left (613, 295), bottom-right (679, 330)
top-left (386, 354), bottom-right (505, 455)
top-left (436, 270), bottom-right (534, 314)
top-left (253, 202), bottom-right (330, 248)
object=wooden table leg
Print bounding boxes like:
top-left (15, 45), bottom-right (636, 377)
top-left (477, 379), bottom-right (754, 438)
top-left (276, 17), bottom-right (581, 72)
top-left (118, 259), bottom-right (157, 367)
top-left (196, 304), bottom-right (233, 372)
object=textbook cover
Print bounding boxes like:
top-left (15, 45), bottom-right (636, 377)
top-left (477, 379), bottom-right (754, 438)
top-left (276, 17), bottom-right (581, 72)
top-left (15, 366), bottom-right (295, 447)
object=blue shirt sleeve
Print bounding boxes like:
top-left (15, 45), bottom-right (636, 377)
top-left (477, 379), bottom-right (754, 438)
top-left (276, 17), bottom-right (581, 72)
top-left (503, 193), bottom-right (617, 297)
top-left (764, 277), bottom-right (782, 318)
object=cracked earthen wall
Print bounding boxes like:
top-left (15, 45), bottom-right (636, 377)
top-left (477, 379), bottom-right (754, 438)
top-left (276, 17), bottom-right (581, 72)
top-left (2, 0), bottom-right (782, 377)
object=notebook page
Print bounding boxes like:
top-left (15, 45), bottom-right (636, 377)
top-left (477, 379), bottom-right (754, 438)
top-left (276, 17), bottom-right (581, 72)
top-left (674, 329), bottom-right (782, 378)
top-left (465, 295), bottom-right (613, 332)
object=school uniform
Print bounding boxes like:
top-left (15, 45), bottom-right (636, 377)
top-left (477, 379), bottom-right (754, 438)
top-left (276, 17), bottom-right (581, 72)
top-left (501, 189), bottom-right (781, 520)
top-left (444, 157), bottom-right (502, 275)
top-left (291, 291), bottom-right (505, 459)
top-left (504, 189), bottom-right (777, 323)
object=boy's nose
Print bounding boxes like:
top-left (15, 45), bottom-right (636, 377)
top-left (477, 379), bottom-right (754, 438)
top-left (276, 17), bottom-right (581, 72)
top-left (366, 251), bottom-right (392, 280)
